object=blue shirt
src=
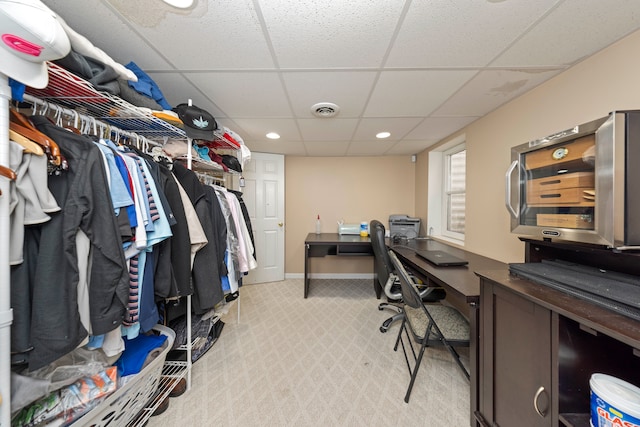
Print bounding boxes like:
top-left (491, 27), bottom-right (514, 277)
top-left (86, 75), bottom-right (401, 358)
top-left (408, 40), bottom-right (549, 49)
top-left (125, 61), bottom-right (172, 110)
top-left (94, 141), bottom-right (134, 214)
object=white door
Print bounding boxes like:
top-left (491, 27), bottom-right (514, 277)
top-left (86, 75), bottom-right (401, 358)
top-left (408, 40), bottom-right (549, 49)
top-left (242, 152), bottom-right (285, 284)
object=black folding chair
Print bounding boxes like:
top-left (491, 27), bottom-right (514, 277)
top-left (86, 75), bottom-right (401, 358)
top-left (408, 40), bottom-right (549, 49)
top-left (388, 250), bottom-right (470, 403)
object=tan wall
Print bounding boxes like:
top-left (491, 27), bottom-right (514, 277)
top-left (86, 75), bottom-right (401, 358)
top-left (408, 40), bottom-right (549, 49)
top-left (285, 156), bottom-right (415, 274)
top-left (285, 29), bottom-right (640, 274)
top-left (417, 29), bottom-right (640, 264)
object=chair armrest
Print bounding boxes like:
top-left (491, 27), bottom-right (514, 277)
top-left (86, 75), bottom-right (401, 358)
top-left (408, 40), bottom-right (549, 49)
top-left (384, 272), bottom-right (445, 301)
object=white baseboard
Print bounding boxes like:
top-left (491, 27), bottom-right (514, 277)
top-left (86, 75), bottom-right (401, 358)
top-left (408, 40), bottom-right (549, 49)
top-left (286, 273), bottom-right (375, 280)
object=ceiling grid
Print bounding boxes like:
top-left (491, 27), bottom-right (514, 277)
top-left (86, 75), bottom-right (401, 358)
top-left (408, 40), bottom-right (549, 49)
top-left (40, 0), bottom-right (640, 156)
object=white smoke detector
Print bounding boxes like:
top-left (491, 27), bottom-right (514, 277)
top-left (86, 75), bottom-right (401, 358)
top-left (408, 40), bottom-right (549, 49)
top-left (311, 102), bottom-right (340, 118)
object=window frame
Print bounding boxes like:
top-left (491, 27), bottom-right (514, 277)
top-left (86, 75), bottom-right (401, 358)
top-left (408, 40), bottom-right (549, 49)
top-left (427, 135), bottom-right (466, 244)
top-left (441, 143), bottom-right (466, 241)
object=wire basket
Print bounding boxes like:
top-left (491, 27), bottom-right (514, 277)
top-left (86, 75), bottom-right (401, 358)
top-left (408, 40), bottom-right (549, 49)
top-left (75, 325), bottom-right (175, 427)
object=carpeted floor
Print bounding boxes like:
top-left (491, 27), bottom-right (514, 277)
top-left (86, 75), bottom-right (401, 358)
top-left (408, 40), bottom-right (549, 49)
top-left (147, 278), bottom-right (471, 427)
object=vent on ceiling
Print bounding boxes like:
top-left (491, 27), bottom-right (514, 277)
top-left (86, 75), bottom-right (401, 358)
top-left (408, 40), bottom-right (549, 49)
top-left (311, 102), bottom-right (340, 118)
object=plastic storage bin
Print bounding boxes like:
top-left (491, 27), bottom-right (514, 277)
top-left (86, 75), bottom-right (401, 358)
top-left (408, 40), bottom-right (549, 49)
top-left (75, 324), bottom-right (176, 427)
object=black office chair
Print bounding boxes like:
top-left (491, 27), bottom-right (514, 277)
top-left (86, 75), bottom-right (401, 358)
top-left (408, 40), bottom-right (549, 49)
top-left (388, 250), bottom-right (470, 403)
top-left (369, 220), bottom-right (444, 333)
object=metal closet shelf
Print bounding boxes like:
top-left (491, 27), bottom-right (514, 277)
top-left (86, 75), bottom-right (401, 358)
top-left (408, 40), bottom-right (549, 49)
top-left (25, 62), bottom-right (240, 149)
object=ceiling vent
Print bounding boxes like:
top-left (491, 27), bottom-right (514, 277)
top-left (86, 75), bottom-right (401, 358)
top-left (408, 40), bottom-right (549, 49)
top-left (311, 102), bottom-right (340, 118)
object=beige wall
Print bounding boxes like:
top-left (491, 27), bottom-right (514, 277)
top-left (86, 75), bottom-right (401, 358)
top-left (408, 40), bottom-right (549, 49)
top-left (420, 29), bottom-right (640, 264)
top-left (285, 156), bottom-right (415, 274)
top-left (285, 29), bottom-right (640, 274)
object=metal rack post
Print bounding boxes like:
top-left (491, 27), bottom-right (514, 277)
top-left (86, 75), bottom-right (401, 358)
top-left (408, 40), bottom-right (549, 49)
top-left (0, 73), bottom-right (13, 427)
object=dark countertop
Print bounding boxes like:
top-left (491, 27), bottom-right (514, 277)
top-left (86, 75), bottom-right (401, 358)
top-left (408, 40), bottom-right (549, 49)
top-left (390, 238), bottom-right (507, 304)
top-left (476, 269), bottom-right (640, 349)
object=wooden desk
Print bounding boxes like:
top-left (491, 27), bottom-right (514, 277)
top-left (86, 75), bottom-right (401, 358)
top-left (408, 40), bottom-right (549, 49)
top-left (390, 239), bottom-right (506, 426)
top-left (304, 233), bottom-right (374, 298)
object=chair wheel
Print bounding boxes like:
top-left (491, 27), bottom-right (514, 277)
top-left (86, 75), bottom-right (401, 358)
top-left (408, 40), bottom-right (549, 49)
top-left (380, 326), bottom-right (387, 333)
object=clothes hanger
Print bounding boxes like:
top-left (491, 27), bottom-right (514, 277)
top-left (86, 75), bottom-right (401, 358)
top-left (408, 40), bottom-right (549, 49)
top-left (0, 165), bottom-right (17, 181)
top-left (9, 129), bottom-right (45, 156)
top-left (53, 104), bottom-right (81, 135)
top-left (90, 117), bottom-right (99, 138)
top-left (9, 108), bottom-right (62, 166)
top-left (9, 120), bottom-right (59, 161)
top-left (20, 102), bottom-right (69, 174)
top-left (80, 115), bottom-right (91, 136)
top-left (97, 121), bottom-right (108, 140)
top-left (143, 136), bottom-right (150, 154)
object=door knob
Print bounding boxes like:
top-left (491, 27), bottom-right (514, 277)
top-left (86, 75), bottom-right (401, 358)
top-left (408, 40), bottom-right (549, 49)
top-left (278, 222), bottom-right (283, 227)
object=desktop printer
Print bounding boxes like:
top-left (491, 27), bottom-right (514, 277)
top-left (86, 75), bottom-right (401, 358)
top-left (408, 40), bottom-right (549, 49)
top-left (389, 215), bottom-right (421, 239)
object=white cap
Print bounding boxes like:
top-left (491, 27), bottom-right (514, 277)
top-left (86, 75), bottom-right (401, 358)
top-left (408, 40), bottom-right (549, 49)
top-left (0, 0), bottom-right (70, 88)
top-left (223, 126), bottom-right (245, 146)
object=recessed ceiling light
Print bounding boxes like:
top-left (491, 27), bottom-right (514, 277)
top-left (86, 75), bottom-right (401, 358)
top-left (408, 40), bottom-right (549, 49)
top-left (266, 132), bottom-right (281, 139)
top-left (376, 132), bottom-right (391, 139)
top-left (161, 0), bottom-right (194, 8)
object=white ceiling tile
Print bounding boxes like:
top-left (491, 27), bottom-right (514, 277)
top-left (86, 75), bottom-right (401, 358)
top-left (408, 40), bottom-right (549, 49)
top-left (297, 119), bottom-right (359, 141)
top-left (346, 140), bottom-right (397, 156)
top-left (283, 71), bottom-right (377, 118)
top-left (433, 68), bottom-right (564, 117)
top-left (365, 70), bottom-right (477, 117)
top-left (231, 119), bottom-right (302, 142)
top-left (43, 0), bottom-right (174, 70)
top-left (116, 0), bottom-right (274, 69)
top-left (493, 0), bottom-right (640, 67)
top-left (215, 119), bottom-right (248, 139)
top-left (353, 118), bottom-right (423, 141)
top-left (386, 0), bottom-right (559, 67)
top-left (146, 72), bottom-right (221, 113)
top-left (249, 141), bottom-right (307, 156)
top-left (187, 72), bottom-right (292, 118)
top-left (259, 0), bottom-right (405, 68)
top-left (304, 141), bottom-right (349, 156)
top-left (404, 117), bottom-right (478, 141)
top-left (386, 140), bottom-right (438, 155)
top-left (37, 0), bottom-right (640, 157)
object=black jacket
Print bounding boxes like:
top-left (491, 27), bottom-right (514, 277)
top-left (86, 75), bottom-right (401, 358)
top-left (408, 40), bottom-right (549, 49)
top-left (171, 163), bottom-right (226, 314)
top-left (17, 117), bottom-right (128, 370)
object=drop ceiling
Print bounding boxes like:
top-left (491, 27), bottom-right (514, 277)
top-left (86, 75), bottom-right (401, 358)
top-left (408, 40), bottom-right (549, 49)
top-left (41, 0), bottom-right (640, 156)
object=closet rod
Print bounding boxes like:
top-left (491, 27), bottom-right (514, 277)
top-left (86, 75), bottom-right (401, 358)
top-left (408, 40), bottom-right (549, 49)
top-left (22, 94), bottom-right (160, 152)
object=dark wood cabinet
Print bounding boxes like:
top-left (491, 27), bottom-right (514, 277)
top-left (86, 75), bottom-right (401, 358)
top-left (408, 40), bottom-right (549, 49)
top-left (476, 239), bottom-right (640, 427)
top-left (479, 278), bottom-right (552, 426)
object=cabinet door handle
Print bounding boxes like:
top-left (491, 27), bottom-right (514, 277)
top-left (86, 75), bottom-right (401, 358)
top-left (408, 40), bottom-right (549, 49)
top-left (504, 160), bottom-right (519, 219)
top-left (533, 386), bottom-right (548, 418)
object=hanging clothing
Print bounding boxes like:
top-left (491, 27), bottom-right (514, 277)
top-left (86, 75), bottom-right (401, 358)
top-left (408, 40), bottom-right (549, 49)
top-left (229, 189), bottom-right (256, 262)
top-left (8, 108), bottom-right (251, 377)
top-left (215, 186), bottom-right (257, 276)
top-left (172, 172), bottom-right (208, 268)
top-left (12, 116), bottom-right (129, 370)
top-left (171, 163), bottom-right (226, 313)
top-left (203, 186), bottom-right (228, 292)
top-left (8, 140), bottom-right (60, 266)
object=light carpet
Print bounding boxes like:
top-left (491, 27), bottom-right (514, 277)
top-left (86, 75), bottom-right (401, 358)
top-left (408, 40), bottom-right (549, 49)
top-left (147, 278), bottom-right (470, 427)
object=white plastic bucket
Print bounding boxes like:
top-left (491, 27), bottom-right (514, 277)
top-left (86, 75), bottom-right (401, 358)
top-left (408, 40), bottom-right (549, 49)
top-left (590, 373), bottom-right (640, 427)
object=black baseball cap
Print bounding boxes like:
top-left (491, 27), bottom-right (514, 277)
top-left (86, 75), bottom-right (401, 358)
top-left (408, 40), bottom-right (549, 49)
top-left (173, 103), bottom-right (217, 141)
